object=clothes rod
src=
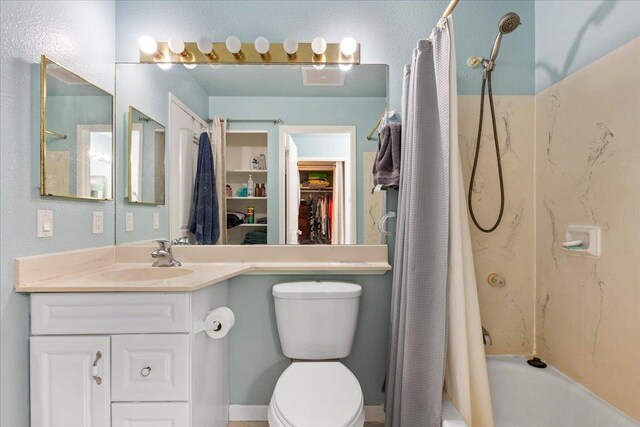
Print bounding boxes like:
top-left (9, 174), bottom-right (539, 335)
top-left (441, 0), bottom-right (460, 20)
top-left (206, 118), bottom-right (282, 125)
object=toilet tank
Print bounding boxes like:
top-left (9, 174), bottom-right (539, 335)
top-left (272, 281), bottom-right (362, 359)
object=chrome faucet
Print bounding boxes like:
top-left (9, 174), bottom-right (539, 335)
top-left (482, 326), bottom-right (493, 346)
top-left (151, 239), bottom-right (182, 267)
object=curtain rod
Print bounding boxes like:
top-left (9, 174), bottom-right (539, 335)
top-left (441, 0), bottom-right (460, 20)
top-left (206, 118), bottom-right (282, 125)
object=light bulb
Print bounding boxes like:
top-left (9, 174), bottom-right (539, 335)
top-left (157, 63), bottom-right (173, 70)
top-left (339, 63), bottom-right (353, 71)
top-left (283, 37), bottom-right (298, 56)
top-left (138, 36), bottom-right (158, 55)
top-left (197, 37), bottom-right (213, 54)
top-left (254, 36), bottom-right (270, 55)
top-left (225, 36), bottom-right (242, 54)
top-left (183, 63), bottom-right (197, 69)
top-left (168, 36), bottom-right (186, 55)
top-left (340, 37), bottom-right (357, 57)
top-left (311, 37), bottom-right (327, 55)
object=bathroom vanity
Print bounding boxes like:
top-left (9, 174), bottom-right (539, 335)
top-left (30, 288), bottom-right (227, 427)
top-left (17, 244), bottom-right (390, 427)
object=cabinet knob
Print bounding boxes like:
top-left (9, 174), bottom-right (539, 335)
top-left (140, 366), bottom-right (151, 377)
top-left (91, 351), bottom-right (102, 385)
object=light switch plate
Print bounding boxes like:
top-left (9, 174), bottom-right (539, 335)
top-left (37, 209), bottom-right (53, 238)
top-left (92, 211), bottom-right (104, 234)
top-left (125, 212), bottom-right (134, 232)
top-left (153, 212), bottom-right (160, 230)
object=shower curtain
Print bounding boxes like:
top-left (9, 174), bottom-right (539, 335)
top-left (210, 116), bottom-right (226, 244)
top-left (386, 17), bottom-right (493, 427)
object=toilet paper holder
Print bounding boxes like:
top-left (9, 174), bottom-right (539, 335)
top-left (193, 306), bottom-right (235, 339)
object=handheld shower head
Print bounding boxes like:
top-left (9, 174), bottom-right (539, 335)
top-left (488, 12), bottom-right (521, 65)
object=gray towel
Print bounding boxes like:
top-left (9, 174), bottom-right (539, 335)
top-left (373, 122), bottom-right (401, 189)
top-left (188, 132), bottom-right (220, 244)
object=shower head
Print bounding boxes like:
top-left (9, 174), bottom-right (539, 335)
top-left (488, 12), bottom-right (521, 67)
top-left (498, 12), bottom-right (521, 34)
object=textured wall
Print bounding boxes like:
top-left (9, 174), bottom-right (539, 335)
top-left (115, 0), bottom-right (536, 109)
top-left (535, 0), bottom-right (640, 92)
top-left (535, 37), bottom-right (640, 420)
top-left (0, 1), bottom-right (116, 425)
top-left (458, 95), bottom-right (534, 356)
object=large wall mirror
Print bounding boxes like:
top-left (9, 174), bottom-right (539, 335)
top-left (128, 106), bottom-right (165, 205)
top-left (115, 63), bottom-right (388, 245)
top-left (40, 56), bottom-right (113, 200)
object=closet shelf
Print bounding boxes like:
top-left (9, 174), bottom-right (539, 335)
top-left (237, 223), bottom-right (268, 227)
top-left (227, 169), bottom-right (267, 173)
top-left (226, 196), bottom-right (267, 200)
top-left (300, 187), bottom-right (333, 192)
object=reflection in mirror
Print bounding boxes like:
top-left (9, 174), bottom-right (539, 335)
top-left (40, 56), bottom-right (113, 200)
top-left (115, 63), bottom-right (387, 245)
top-left (128, 107), bottom-right (165, 205)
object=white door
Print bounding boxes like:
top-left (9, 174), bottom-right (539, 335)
top-left (170, 101), bottom-right (202, 241)
top-left (285, 136), bottom-right (300, 244)
top-left (30, 336), bottom-right (110, 427)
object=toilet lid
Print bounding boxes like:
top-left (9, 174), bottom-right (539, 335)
top-left (273, 362), bottom-right (363, 427)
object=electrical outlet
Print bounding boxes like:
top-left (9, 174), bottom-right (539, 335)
top-left (92, 211), bottom-right (104, 234)
top-left (37, 210), bottom-right (53, 238)
top-left (153, 212), bottom-right (160, 230)
top-left (125, 212), bottom-right (134, 232)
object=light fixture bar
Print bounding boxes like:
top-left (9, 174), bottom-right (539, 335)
top-left (139, 42), bottom-right (360, 65)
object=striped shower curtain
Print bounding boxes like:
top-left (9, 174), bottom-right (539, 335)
top-left (386, 17), bottom-right (493, 427)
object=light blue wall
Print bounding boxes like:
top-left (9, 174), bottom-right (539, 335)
top-left (535, 0), bottom-right (640, 92)
top-left (115, 64), bottom-right (208, 244)
top-left (115, 0), bottom-right (536, 108)
top-left (228, 273), bottom-right (392, 405)
top-left (0, 1), bottom-right (116, 425)
top-left (209, 96), bottom-right (387, 244)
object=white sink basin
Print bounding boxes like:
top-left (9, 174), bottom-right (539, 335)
top-left (89, 267), bottom-right (193, 282)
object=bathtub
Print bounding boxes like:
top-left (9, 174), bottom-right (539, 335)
top-left (443, 356), bottom-right (639, 427)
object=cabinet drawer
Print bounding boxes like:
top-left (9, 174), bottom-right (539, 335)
top-left (112, 402), bottom-right (189, 427)
top-left (31, 293), bottom-right (190, 335)
top-left (112, 334), bottom-right (189, 402)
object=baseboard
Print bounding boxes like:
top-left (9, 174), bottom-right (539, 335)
top-left (229, 404), bottom-right (386, 422)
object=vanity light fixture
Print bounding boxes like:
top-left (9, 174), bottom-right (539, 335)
top-left (138, 36), bottom-right (162, 58)
top-left (225, 36), bottom-right (243, 59)
top-left (140, 37), bottom-right (359, 66)
top-left (283, 37), bottom-right (298, 59)
top-left (311, 37), bottom-right (327, 57)
top-left (168, 36), bottom-right (190, 57)
top-left (254, 36), bottom-right (270, 59)
top-left (197, 37), bottom-right (217, 60)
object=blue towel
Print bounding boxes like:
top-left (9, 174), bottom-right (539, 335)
top-left (188, 132), bottom-right (220, 244)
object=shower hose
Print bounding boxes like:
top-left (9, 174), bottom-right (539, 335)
top-left (468, 70), bottom-right (505, 233)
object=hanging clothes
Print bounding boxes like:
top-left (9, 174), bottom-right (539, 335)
top-left (188, 132), bottom-right (220, 245)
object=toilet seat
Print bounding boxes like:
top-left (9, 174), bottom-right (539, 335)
top-left (269, 362), bottom-right (364, 427)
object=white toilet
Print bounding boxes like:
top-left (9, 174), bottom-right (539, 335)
top-left (268, 281), bottom-right (365, 427)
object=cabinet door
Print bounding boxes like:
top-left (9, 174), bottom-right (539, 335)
top-left (30, 336), bottom-right (110, 427)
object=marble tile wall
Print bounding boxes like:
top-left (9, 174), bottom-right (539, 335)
top-left (535, 37), bottom-right (640, 420)
top-left (458, 95), bottom-right (535, 356)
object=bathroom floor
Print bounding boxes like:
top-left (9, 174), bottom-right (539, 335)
top-left (228, 423), bottom-right (384, 427)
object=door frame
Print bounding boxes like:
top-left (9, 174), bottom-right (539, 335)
top-left (278, 125), bottom-right (356, 244)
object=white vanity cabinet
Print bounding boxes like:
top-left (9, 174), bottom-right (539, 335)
top-left (29, 285), bottom-right (229, 427)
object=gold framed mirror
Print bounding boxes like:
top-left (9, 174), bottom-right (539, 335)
top-left (128, 106), bottom-right (166, 205)
top-left (40, 55), bottom-right (114, 200)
